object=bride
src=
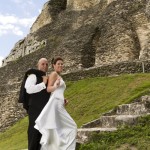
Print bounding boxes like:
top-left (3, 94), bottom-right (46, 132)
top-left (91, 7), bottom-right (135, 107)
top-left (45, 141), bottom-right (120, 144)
top-left (34, 57), bottom-right (77, 150)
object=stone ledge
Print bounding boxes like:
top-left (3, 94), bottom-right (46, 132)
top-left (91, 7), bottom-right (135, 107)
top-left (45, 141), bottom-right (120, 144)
top-left (77, 127), bottom-right (117, 143)
top-left (78, 127), bottom-right (117, 132)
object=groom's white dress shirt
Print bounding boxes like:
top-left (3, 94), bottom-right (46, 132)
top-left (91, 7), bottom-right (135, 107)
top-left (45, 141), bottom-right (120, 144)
top-left (25, 74), bottom-right (46, 94)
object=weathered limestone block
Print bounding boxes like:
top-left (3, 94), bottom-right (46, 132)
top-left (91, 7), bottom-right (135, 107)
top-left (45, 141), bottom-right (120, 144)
top-left (31, 0), bottom-right (67, 33)
top-left (67, 0), bottom-right (116, 10)
top-left (2, 34), bottom-right (46, 66)
top-left (67, 0), bottom-right (100, 10)
top-left (30, 2), bottom-right (52, 33)
top-left (137, 22), bottom-right (150, 60)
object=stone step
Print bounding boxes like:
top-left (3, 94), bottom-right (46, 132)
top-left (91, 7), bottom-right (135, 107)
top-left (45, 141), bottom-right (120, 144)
top-left (78, 96), bottom-right (150, 143)
top-left (82, 115), bottom-right (141, 128)
top-left (78, 127), bottom-right (117, 132)
top-left (101, 115), bottom-right (140, 128)
top-left (116, 102), bottom-right (150, 115)
top-left (77, 127), bottom-right (117, 143)
top-left (104, 98), bottom-right (150, 116)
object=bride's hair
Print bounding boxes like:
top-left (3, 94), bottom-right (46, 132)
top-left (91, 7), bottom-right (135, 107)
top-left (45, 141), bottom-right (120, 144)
top-left (51, 57), bottom-right (63, 67)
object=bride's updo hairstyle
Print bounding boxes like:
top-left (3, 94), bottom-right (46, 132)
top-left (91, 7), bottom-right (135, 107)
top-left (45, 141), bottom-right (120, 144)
top-left (51, 57), bottom-right (63, 68)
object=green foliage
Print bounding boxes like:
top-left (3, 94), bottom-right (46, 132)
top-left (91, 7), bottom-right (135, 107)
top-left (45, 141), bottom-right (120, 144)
top-left (0, 73), bottom-right (150, 149)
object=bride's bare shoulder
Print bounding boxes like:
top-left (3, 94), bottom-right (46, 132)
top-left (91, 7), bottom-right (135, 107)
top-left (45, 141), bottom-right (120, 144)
top-left (48, 71), bottom-right (58, 79)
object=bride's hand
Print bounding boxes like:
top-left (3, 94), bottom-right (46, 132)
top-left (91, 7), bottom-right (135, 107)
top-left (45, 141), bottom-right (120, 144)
top-left (64, 99), bottom-right (68, 106)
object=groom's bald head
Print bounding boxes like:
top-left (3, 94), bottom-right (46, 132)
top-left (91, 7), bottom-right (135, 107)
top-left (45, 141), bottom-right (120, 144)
top-left (37, 58), bottom-right (48, 72)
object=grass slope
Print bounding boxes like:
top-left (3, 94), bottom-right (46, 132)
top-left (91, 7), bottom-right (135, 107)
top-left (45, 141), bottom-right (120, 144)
top-left (0, 73), bottom-right (150, 150)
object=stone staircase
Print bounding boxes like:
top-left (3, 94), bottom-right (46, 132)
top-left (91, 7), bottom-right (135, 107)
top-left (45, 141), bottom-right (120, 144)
top-left (77, 95), bottom-right (150, 143)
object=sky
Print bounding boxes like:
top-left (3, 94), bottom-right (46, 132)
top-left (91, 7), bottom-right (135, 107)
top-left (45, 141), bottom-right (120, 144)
top-left (0, 0), bottom-right (49, 66)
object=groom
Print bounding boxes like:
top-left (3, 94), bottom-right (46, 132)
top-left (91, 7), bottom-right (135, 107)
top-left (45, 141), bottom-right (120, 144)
top-left (19, 58), bottom-right (50, 150)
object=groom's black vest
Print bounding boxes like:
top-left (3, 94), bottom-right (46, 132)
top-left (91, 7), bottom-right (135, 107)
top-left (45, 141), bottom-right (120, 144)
top-left (19, 69), bottom-right (50, 112)
top-left (29, 73), bottom-right (50, 112)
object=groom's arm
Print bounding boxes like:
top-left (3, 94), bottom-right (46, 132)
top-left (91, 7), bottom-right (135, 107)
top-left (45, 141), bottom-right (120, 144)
top-left (25, 74), bottom-right (46, 94)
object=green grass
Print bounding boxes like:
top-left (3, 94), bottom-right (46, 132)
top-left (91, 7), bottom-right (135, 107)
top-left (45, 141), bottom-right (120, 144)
top-left (65, 73), bottom-right (150, 126)
top-left (0, 117), bottom-right (28, 150)
top-left (0, 73), bottom-right (150, 150)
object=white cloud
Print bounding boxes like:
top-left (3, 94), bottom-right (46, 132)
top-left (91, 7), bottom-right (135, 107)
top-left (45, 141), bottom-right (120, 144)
top-left (0, 56), bottom-right (4, 67)
top-left (0, 24), bottom-right (23, 36)
top-left (0, 13), bottom-right (36, 37)
top-left (0, 14), bottom-right (17, 25)
top-left (13, 27), bottom-right (24, 36)
top-left (19, 17), bottom-right (36, 27)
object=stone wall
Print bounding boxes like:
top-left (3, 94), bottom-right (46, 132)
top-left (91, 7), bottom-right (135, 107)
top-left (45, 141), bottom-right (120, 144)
top-left (63, 60), bottom-right (150, 81)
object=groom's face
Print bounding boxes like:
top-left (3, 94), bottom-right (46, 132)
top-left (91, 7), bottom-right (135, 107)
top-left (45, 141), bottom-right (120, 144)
top-left (38, 59), bottom-right (48, 72)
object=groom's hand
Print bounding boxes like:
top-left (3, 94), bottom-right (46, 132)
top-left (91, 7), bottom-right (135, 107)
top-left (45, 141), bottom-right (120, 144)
top-left (42, 76), bottom-right (48, 84)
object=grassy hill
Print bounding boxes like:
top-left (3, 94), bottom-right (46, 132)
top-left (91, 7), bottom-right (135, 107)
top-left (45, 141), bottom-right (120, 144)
top-left (0, 73), bottom-right (150, 150)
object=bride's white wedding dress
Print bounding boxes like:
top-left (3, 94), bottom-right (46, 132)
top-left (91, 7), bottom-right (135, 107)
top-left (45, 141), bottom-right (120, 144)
top-left (34, 78), bottom-right (77, 150)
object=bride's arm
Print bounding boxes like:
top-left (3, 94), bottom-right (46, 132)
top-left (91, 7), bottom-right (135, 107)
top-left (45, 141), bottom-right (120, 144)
top-left (47, 72), bottom-right (60, 92)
